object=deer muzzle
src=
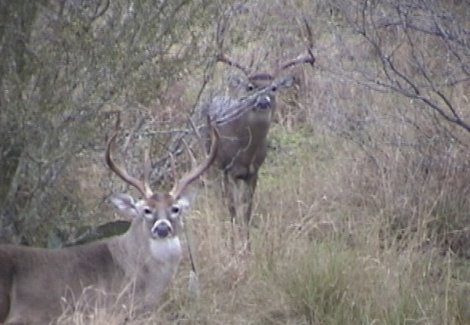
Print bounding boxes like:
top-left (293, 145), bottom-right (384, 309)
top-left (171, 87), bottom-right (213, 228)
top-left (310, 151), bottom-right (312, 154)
top-left (151, 220), bottom-right (173, 239)
top-left (255, 94), bottom-right (272, 110)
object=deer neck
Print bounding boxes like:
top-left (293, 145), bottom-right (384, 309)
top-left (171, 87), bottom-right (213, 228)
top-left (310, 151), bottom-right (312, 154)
top-left (106, 219), bottom-right (182, 305)
top-left (110, 219), bottom-right (182, 280)
top-left (244, 109), bottom-right (272, 143)
top-left (248, 109), bottom-right (272, 127)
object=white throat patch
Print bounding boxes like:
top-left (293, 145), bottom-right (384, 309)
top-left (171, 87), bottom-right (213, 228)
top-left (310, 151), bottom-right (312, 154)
top-left (149, 236), bottom-right (182, 263)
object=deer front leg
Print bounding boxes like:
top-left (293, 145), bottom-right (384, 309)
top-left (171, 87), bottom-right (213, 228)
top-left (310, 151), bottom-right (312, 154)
top-left (222, 169), bottom-right (257, 251)
top-left (235, 172), bottom-right (257, 250)
top-left (222, 172), bottom-right (238, 225)
top-left (221, 173), bottom-right (239, 250)
top-left (242, 172), bottom-right (258, 246)
top-left (0, 294), bottom-right (10, 324)
top-left (222, 172), bottom-right (253, 251)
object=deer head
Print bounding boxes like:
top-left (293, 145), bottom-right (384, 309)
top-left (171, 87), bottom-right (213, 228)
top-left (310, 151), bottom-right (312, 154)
top-left (106, 129), bottom-right (218, 245)
top-left (217, 52), bottom-right (314, 98)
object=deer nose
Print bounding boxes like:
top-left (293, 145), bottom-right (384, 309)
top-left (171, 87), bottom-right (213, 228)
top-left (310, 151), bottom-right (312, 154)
top-left (256, 95), bottom-right (272, 109)
top-left (152, 221), bottom-right (172, 238)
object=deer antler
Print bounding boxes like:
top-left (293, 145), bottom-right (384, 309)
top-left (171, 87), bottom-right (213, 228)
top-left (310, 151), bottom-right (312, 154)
top-left (215, 8), bottom-right (251, 77)
top-left (278, 54), bottom-right (315, 71)
top-left (170, 124), bottom-right (219, 199)
top-left (273, 17), bottom-right (316, 77)
top-left (216, 53), bottom-right (251, 76)
top-left (143, 148), bottom-right (153, 196)
top-left (106, 132), bottom-right (154, 198)
top-left (273, 17), bottom-right (317, 74)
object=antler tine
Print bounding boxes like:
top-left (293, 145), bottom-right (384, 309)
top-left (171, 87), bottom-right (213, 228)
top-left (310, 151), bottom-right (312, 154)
top-left (303, 16), bottom-right (315, 54)
top-left (169, 152), bottom-right (178, 182)
top-left (216, 53), bottom-right (250, 76)
top-left (274, 17), bottom-right (316, 76)
top-left (170, 125), bottom-right (219, 199)
top-left (143, 148), bottom-right (153, 197)
top-left (106, 132), bottom-right (153, 198)
top-left (276, 53), bottom-right (316, 76)
top-left (215, 9), bottom-right (251, 76)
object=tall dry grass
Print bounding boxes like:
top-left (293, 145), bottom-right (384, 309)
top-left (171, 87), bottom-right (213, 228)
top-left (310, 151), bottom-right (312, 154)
top-left (58, 123), bottom-right (469, 324)
top-left (177, 122), bottom-right (468, 325)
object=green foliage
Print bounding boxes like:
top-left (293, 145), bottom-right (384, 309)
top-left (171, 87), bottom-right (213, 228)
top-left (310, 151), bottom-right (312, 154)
top-left (0, 0), bottom-right (235, 245)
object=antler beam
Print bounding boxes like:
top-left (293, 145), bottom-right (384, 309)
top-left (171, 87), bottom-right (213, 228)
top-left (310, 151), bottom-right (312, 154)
top-left (170, 124), bottom-right (219, 199)
top-left (105, 132), bottom-right (154, 198)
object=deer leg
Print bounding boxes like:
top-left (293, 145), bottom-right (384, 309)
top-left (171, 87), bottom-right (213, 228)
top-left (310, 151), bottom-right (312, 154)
top-left (239, 173), bottom-right (257, 249)
top-left (221, 173), bottom-right (239, 249)
top-left (234, 178), bottom-right (247, 245)
top-left (244, 173), bottom-right (258, 227)
top-left (222, 171), bottom-right (258, 251)
top-left (222, 173), bottom-right (237, 225)
top-left (0, 264), bottom-right (13, 322)
top-left (0, 293), bottom-right (9, 323)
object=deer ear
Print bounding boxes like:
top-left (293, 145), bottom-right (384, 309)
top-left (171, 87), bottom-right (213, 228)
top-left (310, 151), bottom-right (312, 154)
top-left (227, 75), bottom-right (246, 90)
top-left (110, 193), bottom-right (139, 218)
top-left (276, 76), bottom-right (295, 90)
top-left (175, 188), bottom-right (197, 210)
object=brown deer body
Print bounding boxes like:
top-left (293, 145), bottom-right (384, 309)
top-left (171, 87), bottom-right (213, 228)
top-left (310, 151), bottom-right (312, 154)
top-left (0, 126), bottom-right (218, 324)
top-left (201, 53), bottom-right (314, 245)
top-left (0, 228), bottom-right (180, 322)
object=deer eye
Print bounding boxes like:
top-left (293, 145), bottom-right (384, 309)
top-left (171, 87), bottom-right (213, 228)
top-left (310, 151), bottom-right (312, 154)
top-left (143, 208), bottom-right (152, 215)
top-left (170, 206), bottom-right (180, 215)
top-left (246, 84), bottom-right (254, 91)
